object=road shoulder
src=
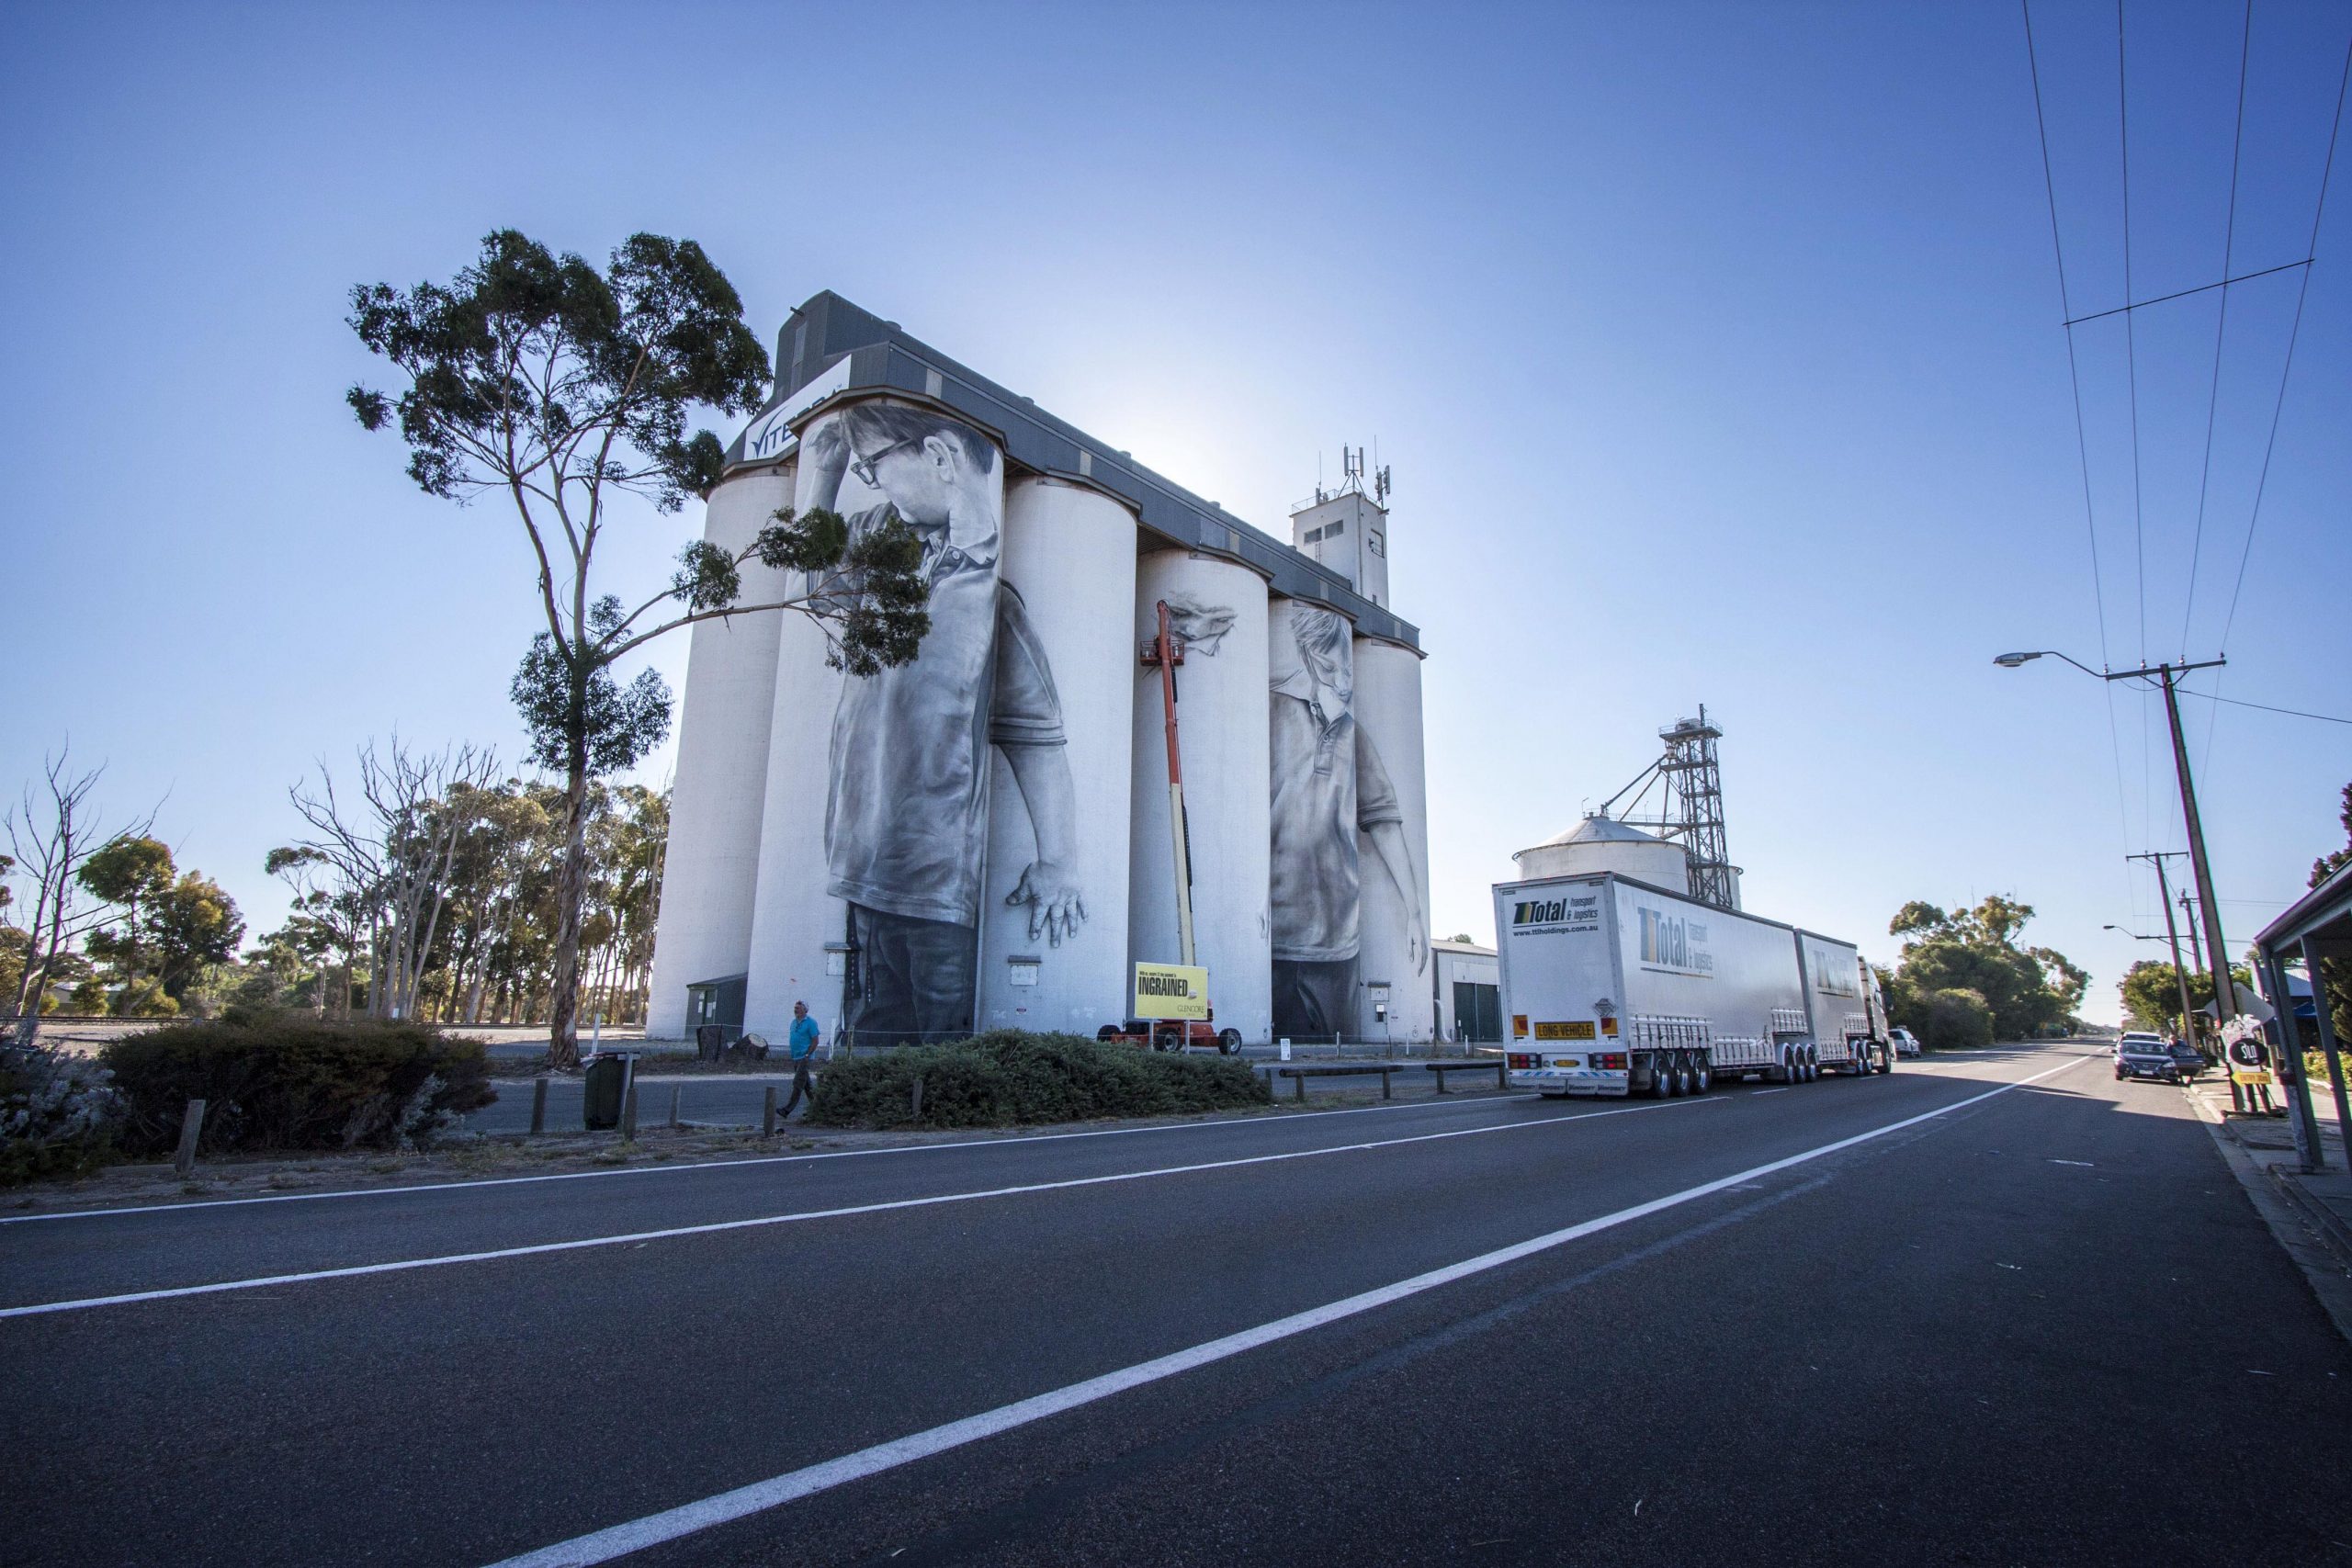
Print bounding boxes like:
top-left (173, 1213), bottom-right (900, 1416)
top-left (2184, 1078), bottom-right (2352, 1343)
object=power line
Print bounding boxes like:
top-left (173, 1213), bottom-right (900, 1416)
top-left (2114, 1), bottom-right (2157, 871)
top-left (2063, 257), bottom-right (2310, 326)
top-left (2175, 688), bottom-right (2352, 727)
top-left (2178, 0), bottom-right (2254, 659)
top-left (2022, 0), bottom-right (2141, 884)
top-left (2214, 23), bottom-right (2352, 655)
top-left (2117, 0), bottom-right (2148, 667)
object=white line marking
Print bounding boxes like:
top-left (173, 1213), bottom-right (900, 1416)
top-left (1750, 1089), bottom-right (1792, 1097)
top-left (2048, 1159), bottom-right (2095, 1167)
top-left (0, 1091), bottom-right (1538, 1226)
top-left (480, 1051), bottom-right (2089, 1568)
top-left (0, 1096), bottom-right (1710, 1319)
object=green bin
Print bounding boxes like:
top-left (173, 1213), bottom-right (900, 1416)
top-left (582, 1054), bottom-right (634, 1131)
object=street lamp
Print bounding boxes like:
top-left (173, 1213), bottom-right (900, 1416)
top-left (1998, 647), bottom-right (2263, 1111)
top-left (2102, 925), bottom-right (2165, 942)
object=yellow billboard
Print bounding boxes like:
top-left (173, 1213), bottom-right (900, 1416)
top-left (1134, 962), bottom-right (1209, 1021)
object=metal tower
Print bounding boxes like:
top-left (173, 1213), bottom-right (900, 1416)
top-left (1658, 706), bottom-right (1737, 908)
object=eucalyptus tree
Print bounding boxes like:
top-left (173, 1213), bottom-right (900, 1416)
top-left (347, 230), bottom-right (929, 1066)
top-left (4, 751), bottom-right (156, 1045)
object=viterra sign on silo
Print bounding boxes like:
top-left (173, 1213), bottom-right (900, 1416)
top-left (646, 293), bottom-right (1432, 1048)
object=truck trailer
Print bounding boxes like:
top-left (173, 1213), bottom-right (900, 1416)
top-left (1495, 871), bottom-right (1892, 1098)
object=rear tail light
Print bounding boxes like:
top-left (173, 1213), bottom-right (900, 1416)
top-left (1593, 1053), bottom-right (1627, 1070)
top-left (1508, 1054), bottom-right (1540, 1070)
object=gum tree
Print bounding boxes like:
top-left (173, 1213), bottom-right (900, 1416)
top-left (348, 230), bottom-right (928, 1066)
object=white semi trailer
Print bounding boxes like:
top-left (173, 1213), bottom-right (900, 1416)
top-left (1495, 872), bottom-right (1892, 1098)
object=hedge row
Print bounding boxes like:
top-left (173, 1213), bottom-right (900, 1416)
top-left (806, 1030), bottom-right (1269, 1130)
top-left (96, 1011), bottom-right (496, 1156)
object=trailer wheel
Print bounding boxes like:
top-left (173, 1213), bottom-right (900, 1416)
top-left (1218, 1029), bottom-right (1242, 1055)
top-left (1692, 1059), bottom-right (1712, 1094)
top-left (1649, 1057), bottom-right (1674, 1099)
top-left (1675, 1059), bottom-right (1697, 1097)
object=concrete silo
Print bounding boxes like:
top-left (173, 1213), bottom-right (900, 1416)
top-left (1127, 550), bottom-right (1273, 1043)
top-left (744, 399), bottom-right (1008, 1045)
top-left (974, 477), bottom-right (1138, 1037)
top-left (1351, 635), bottom-right (1433, 1043)
top-left (645, 461), bottom-right (796, 1040)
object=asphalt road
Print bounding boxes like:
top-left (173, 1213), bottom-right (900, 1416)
top-left (4, 1043), bottom-right (2346, 1567)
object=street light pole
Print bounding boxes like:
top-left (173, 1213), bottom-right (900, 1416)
top-left (1995, 650), bottom-right (2258, 1093)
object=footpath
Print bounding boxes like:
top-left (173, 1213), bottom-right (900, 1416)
top-left (2187, 1071), bottom-right (2352, 1269)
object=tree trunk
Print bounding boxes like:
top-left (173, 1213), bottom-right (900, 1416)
top-left (546, 739), bottom-right (591, 1070)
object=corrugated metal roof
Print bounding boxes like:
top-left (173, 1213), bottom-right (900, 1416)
top-left (722, 291), bottom-right (1421, 652)
top-left (1529, 816), bottom-right (1668, 850)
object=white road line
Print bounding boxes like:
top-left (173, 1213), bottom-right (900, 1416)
top-left (481, 1050), bottom-right (2091, 1568)
top-left (0, 1090), bottom-right (1539, 1226)
top-left (0, 1095), bottom-right (1713, 1319)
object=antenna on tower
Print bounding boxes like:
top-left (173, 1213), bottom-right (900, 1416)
top-left (1374, 465), bottom-right (1390, 503)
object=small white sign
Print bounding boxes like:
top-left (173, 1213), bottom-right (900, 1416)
top-left (739, 356), bottom-right (854, 463)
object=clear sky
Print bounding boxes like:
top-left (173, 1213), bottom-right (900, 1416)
top-left (4, 2), bottom-right (2346, 1026)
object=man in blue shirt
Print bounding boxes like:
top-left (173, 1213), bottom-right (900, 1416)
top-left (783, 1000), bottom-right (820, 1118)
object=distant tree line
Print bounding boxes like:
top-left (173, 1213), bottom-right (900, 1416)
top-left (1876, 895), bottom-right (2086, 1050)
top-left (2, 741), bottom-right (668, 1036)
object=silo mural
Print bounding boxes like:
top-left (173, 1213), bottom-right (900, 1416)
top-left (1351, 636), bottom-right (1433, 1042)
top-left (1128, 551), bottom-right (1273, 1043)
top-left (649, 297), bottom-right (1434, 1050)
top-left (646, 462), bottom-right (796, 1039)
top-left (1267, 600), bottom-right (1423, 1041)
top-left (974, 477), bottom-right (1136, 1035)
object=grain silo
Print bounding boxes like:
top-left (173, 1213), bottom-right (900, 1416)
top-left (648, 291), bottom-right (1430, 1047)
top-left (1513, 816), bottom-right (1692, 887)
top-left (644, 460), bottom-right (796, 1040)
top-left (1127, 549), bottom-right (1273, 1043)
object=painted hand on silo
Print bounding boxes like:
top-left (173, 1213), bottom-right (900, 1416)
top-left (1006, 861), bottom-right (1087, 947)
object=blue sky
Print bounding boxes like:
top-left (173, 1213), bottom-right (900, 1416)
top-left (4, 2), bottom-right (2346, 1025)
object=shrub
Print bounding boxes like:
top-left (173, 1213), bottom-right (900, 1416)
top-left (807, 1030), bottom-right (1270, 1130)
top-left (98, 1009), bottom-right (496, 1156)
top-left (1917, 987), bottom-right (1994, 1050)
top-left (0, 1047), bottom-right (125, 1185)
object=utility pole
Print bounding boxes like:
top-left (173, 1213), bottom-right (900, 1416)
top-left (2127, 852), bottom-right (2199, 1048)
top-left (2178, 892), bottom-right (2203, 973)
top-left (1999, 649), bottom-right (2292, 1130)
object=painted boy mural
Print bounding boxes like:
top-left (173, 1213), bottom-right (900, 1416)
top-left (799, 402), bottom-right (1084, 1043)
top-left (1268, 604), bottom-right (1426, 1039)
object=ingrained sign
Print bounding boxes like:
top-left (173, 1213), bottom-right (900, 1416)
top-left (1133, 962), bottom-right (1209, 1021)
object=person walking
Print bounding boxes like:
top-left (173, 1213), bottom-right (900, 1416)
top-left (783, 1000), bottom-right (820, 1118)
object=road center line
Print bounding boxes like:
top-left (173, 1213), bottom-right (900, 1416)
top-left (0, 1090), bottom-right (1541, 1226)
top-left (0, 1095), bottom-right (1714, 1319)
top-left (480, 1050), bottom-right (2089, 1568)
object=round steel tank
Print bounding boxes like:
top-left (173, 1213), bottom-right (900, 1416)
top-left (1351, 635), bottom-right (1434, 1043)
top-left (1513, 816), bottom-right (1691, 888)
top-left (645, 460), bottom-right (795, 1039)
top-left (1127, 550), bottom-right (1272, 1043)
top-left (973, 477), bottom-right (1137, 1038)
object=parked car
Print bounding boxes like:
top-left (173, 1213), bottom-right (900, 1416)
top-left (2114, 1034), bottom-right (2184, 1084)
top-left (1889, 1027), bottom-right (1921, 1059)
top-left (2165, 1039), bottom-right (2208, 1081)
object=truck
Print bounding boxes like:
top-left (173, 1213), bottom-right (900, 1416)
top-left (1494, 871), bottom-right (1892, 1099)
top-left (1795, 929), bottom-right (1891, 1076)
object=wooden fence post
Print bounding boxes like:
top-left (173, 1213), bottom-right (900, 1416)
top-left (763, 1086), bottom-right (779, 1137)
top-left (174, 1100), bottom-right (208, 1178)
top-left (529, 1077), bottom-right (548, 1135)
top-left (910, 1075), bottom-right (925, 1120)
